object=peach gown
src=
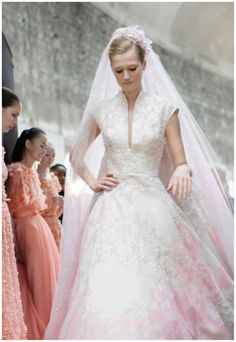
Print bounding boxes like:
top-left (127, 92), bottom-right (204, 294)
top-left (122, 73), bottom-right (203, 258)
top-left (2, 148), bottom-right (27, 340)
top-left (40, 173), bottom-right (62, 250)
top-left (7, 162), bottom-right (59, 339)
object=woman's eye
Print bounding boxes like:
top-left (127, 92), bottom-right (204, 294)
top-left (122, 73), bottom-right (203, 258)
top-left (116, 70), bottom-right (122, 74)
top-left (130, 68), bottom-right (137, 72)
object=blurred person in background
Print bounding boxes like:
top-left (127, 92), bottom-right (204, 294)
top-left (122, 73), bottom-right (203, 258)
top-left (38, 143), bottom-right (64, 250)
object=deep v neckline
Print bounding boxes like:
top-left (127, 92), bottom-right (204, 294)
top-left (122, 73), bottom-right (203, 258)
top-left (120, 89), bottom-right (144, 149)
top-left (128, 108), bottom-right (134, 149)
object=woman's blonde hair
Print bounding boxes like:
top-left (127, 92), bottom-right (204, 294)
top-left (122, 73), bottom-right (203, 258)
top-left (109, 38), bottom-right (145, 63)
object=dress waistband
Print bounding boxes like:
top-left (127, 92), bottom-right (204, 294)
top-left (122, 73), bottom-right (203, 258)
top-left (114, 172), bottom-right (159, 179)
top-left (42, 213), bottom-right (54, 218)
top-left (14, 208), bottom-right (40, 219)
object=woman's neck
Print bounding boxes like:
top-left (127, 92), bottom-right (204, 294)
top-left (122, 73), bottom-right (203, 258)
top-left (122, 86), bottom-right (142, 111)
top-left (20, 154), bottom-right (35, 169)
top-left (123, 86), bottom-right (142, 104)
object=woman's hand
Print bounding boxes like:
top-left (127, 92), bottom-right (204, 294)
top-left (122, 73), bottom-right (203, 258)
top-left (166, 164), bottom-right (192, 200)
top-left (90, 171), bottom-right (120, 193)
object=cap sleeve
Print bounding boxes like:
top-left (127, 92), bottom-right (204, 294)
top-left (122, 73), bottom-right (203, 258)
top-left (162, 99), bottom-right (179, 124)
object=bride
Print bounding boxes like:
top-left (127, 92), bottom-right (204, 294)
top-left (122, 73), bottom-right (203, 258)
top-left (45, 26), bottom-right (233, 339)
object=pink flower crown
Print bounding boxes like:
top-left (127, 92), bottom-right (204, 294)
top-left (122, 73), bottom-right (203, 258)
top-left (111, 25), bottom-right (153, 54)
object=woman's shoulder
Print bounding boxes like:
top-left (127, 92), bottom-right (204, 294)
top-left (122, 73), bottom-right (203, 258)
top-left (92, 93), bottom-right (120, 123)
top-left (8, 162), bottom-right (24, 176)
top-left (97, 93), bottom-right (120, 111)
top-left (146, 93), bottom-right (179, 115)
top-left (144, 93), bottom-right (172, 106)
top-left (44, 172), bottom-right (61, 191)
top-left (8, 162), bottom-right (38, 180)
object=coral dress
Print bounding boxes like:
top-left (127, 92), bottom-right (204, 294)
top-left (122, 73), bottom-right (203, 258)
top-left (40, 173), bottom-right (62, 250)
top-left (45, 90), bottom-right (233, 339)
top-left (2, 148), bottom-right (27, 340)
top-left (7, 162), bottom-right (59, 339)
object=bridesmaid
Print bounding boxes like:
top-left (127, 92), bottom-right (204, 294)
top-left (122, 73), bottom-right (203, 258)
top-left (37, 143), bottom-right (64, 250)
top-left (7, 128), bottom-right (59, 339)
top-left (50, 163), bottom-right (66, 223)
top-left (2, 87), bottom-right (27, 339)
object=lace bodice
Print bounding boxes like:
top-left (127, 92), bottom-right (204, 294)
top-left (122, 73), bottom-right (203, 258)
top-left (94, 90), bottom-right (179, 178)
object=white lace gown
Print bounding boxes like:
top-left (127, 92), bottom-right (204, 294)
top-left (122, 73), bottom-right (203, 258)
top-left (45, 90), bottom-right (233, 339)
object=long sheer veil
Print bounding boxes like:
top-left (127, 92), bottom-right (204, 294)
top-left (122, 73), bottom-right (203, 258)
top-left (45, 26), bottom-right (233, 338)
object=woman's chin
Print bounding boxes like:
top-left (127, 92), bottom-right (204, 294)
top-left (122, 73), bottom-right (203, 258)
top-left (122, 83), bottom-right (141, 94)
top-left (2, 127), bottom-right (10, 133)
top-left (122, 85), bottom-right (135, 93)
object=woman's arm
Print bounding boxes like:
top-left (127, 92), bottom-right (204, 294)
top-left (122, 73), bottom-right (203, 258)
top-left (165, 111), bottom-right (187, 167)
top-left (165, 112), bottom-right (192, 199)
top-left (70, 122), bottom-right (119, 192)
top-left (56, 203), bottom-right (64, 218)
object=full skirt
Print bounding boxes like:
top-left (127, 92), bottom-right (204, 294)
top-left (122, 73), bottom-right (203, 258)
top-left (45, 176), bottom-right (233, 339)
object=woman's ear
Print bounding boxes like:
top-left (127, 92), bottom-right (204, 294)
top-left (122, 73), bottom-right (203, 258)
top-left (25, 139), bottom-right (31, 150)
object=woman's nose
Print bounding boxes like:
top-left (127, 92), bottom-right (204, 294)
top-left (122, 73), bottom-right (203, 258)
top-left (123, 70), bottom-right (130, 80)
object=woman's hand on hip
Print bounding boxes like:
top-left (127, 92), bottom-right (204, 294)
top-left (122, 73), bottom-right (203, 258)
top-left (90, 171), bottom-right (120, 193)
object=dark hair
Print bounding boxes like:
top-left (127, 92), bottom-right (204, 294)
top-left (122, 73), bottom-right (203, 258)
top-left (11, 127), bottom-right (46, 163)
top-left (50, 163), bottom-right (66, 172)
top-left (2, 87), bottom-right (20, 108)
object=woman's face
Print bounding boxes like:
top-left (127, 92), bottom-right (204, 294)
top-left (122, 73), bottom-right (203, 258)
top-left (2, 102), bottom-right (21, 133)
top-left (52, 167), bottom-right (66, 189)
top-left (40, 146), bottom-right (55, 168)
top-left (25, 133), bottom-right (47, 162)
top-left (111, 46), bottom-right (146, 94)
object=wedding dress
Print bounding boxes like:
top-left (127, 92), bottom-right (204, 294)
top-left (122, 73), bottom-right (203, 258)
top-left (45, 89), bottom-right (233, 339)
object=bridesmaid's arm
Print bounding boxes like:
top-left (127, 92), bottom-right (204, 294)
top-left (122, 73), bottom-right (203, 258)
top-left (56, 205), bottom-right (64, 219)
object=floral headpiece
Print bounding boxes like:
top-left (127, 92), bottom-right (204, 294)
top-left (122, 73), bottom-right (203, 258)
top-left (111, 25), bottom-right (153, 54)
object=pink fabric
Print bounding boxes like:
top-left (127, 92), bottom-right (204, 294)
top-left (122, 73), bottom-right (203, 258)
top-left (2, 149), bottom-right (27, 339)
top-left (8, 162), bottom-right (59, 339)
top-left (40, 173), bottom-right (62, 250)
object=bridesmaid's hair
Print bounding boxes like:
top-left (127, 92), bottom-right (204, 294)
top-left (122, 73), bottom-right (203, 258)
top-left (11, 127), bottom-right (46, 163)
top-left (2, 87), bottom-right (20, 108)
top-left (109, 38), bottom-right (145, 63)
top-left (50, 163), bottom-right (66, 172)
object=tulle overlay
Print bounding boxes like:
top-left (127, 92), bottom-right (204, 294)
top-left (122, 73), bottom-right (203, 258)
top-left (41, 173), bottom-right (62, 250)
top-left (2, 148), bottom-right (27, 340)
top-left (45, 91), bottom-right (233, 339)
top-left (8, 162), bottom-right (59, 339)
